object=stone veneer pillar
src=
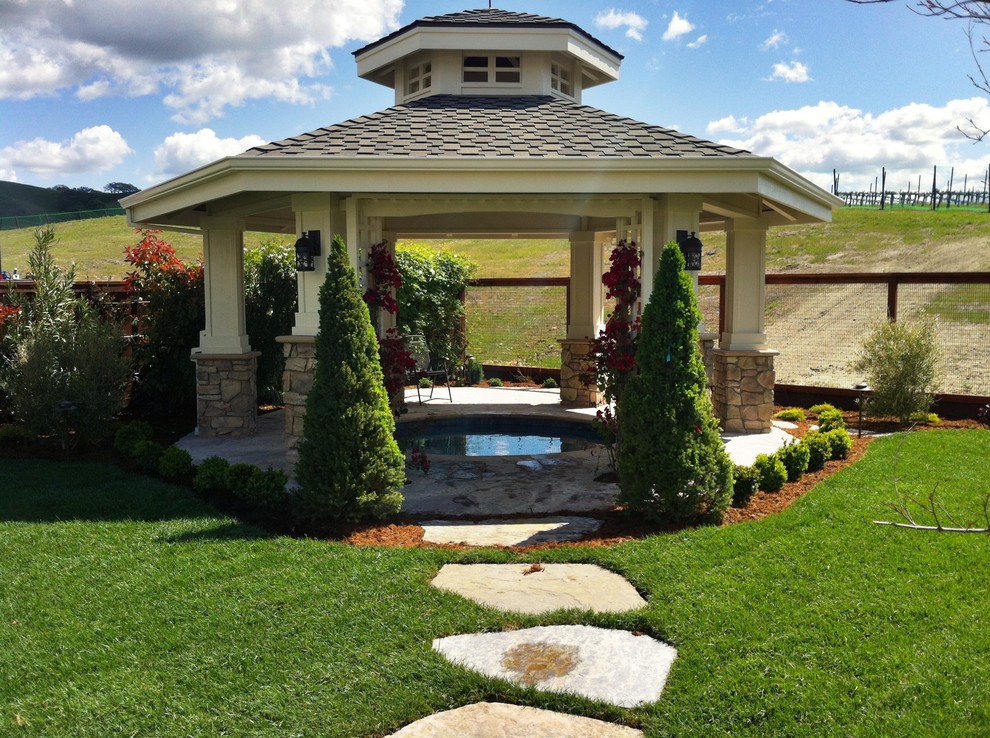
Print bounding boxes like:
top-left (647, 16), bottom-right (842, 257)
top-left (192, 351), bottom-right (261, 438)
top-left (559, 338), bottom-right (601, 407)
top-left (277, 335), bottom-right (316, 448)
top-left (699, 332), bottom-right (718, 390)
top-left (711, 349), bottom-right (778, 434)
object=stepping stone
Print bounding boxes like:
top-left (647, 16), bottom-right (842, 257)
top-left (387, 701), bottom-right (643, 737)
top-left (433, 625), bottom-right (677, 708)
top-left (431, 563), bottom-right (647, 615)
top-left (419, 517), bottom-right (601, 547)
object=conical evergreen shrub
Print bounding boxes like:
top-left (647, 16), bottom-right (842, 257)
top-left (617, 242), bottom-right (733, 525)
top-left (294, 236), bottom-right (404, 522)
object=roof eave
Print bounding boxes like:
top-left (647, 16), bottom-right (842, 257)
top-left (123, 155), bottom-right (840, 228)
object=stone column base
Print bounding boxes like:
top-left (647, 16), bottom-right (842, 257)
top-left (712, 349), bottom-right (778, 434)
top-left (699, 332), bottom-right (718, 390)
top-left (277, 335), bottom-right (316, 448)
top-left (559, 338), bottom-right (602, 408)
top-left (192, 350), bottom-right (261, 438)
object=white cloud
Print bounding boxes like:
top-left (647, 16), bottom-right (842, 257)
top-left (769, 60), bottom-right (811, 83)
top-left (687, 35), bottom-right (708, 49)
top-left (707, 115), bottom-right (749, 135)
top-left (594, 9), bottom-right (648, 42)
top-left (0, 126), bottom-right (132, 177)
top-left (0, 0), bottom-right (403, 122)
top-left (761, 30), bottom-right (787, 51)
top-left (154, 128), bottom-right (267, 175)
top-left (663, 11), bottom-right (695, 42)
top-left (711, 97), bottom-right (990, 190)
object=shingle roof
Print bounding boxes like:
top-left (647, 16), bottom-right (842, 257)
top-left (353, 8), bottom-right (622, 60)
top-left (242, 96), bottom-right (752, 160)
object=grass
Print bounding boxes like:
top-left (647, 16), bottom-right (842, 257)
top-left (2, 429), bottom-right (989, 736)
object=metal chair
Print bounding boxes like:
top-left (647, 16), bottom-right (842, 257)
top-left (406, 334), bottom-right (452, 404)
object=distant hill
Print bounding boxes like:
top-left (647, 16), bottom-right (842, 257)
top-left (0, 180), bottom-right (125, 218)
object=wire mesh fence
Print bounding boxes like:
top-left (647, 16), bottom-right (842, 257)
top-left (464, 279), bottom-right (568, 369)
top-left (463, 273), bottom-right (990, 398)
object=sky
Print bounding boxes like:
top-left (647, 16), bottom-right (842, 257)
top-left (2, 0), bottom-right (989, 195)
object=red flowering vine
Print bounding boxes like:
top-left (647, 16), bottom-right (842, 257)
top-left (408, 445), bottom-right (431, 475)
top-left (379, 327), bottom-right (416, 402)
top-left (363, 240), bottom-right (401, 316)
top-left (588, 239), bottom-right (641, 406)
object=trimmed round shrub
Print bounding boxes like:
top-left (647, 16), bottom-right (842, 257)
top-left (803, 432), bottom-right (831, 472)
top-left (753, 453), bottom-right (787, 493)
top-left (487, 377), bottom-right (503, 387)
top-left (731, 465), bottom-right (760, 508)
top-left (114, 420), bottom-right (154, 457)
top-left (809, 403), bottom-right (838, 416)
top-left (542, 377), bottom-right (558, 389)
top-left (132, 439), bottom-right (164, 474)
top-left (824, 428), bottom-right (853, 460)
top-left (158, 445), bottom-right (194, 483)
top-left (417, 376), bottom-right (433, 389)
top-left (244, 467), bottom-right (289, 510)
top-left (817, 409), bottom-right (846, 433)
top-left (777, 441), bottom-right (810, 482)
top-left (193, 455), bottom-right (230, 493)
top-left (225, 463), bottom-right (258, 495)
top-left (774, 408), bottom-right (806, 422)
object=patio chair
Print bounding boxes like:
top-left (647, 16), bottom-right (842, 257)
top-left (406, 334), bottom-right (453, 405)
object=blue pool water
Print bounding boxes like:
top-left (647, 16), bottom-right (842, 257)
top-left (396, 416), bottom-right (601, 457)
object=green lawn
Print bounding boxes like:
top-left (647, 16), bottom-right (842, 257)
top-left (2, 429), bottom-right (988, 736)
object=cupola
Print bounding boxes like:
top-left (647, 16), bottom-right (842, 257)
top-left (352, 8), bottom-right (623, 105)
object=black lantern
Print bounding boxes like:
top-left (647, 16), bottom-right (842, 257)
top-left (677, 230), bottom-right (703, 271)
top-left (294, 230), bottom-right (322, 272)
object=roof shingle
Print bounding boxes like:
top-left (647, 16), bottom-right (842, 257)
top-left (242, 96), bottom-right (752, 160)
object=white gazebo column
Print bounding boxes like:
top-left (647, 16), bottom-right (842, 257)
top-left (640, 195), bottom-right (716, 383)
top-left (714, 216), bottom-right (777, 433)
top-left (279, 194), bottom-right (343, 447)
top-left (192, 217), bottom-right (259, 438)
top-left (560, 231), bottom-right (604, 407)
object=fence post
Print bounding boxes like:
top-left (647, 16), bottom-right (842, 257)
top-left (887, 277), bottom-right (898, 321)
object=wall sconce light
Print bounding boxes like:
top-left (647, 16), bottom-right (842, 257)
top-left (294, 230), bottom-right (322, 272)
top-left (676, 229), bottom-right (703, 271)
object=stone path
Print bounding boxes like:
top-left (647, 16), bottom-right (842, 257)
top-left (387, 701), bottom-right (643, 737)
top-left (431, 563), bottom-right (647, 615)
top-left (419, 516), bottom-right (602, 546)
top-left (387, 561), bottom-right (674, 734)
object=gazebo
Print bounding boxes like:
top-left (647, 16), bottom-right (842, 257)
top-left (122, 8), bottom-right (841, 442)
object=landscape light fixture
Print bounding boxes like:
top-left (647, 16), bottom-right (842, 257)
top-left (294, 230), bottom-right (322, 272)
top-left (854, 381), bottom-right (872, 438)
top-left (676, 230), bottom-right (703, 271)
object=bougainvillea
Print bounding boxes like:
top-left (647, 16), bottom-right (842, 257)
top-left (379, 327), bottom-right (416, 402)
top-left (363, 240), bottom-right (401, 317)
top-left (589, 239), bottom-right (641, 406)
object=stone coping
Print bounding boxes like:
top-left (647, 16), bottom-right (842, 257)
top-left (190, 350), bottom-right (261, 360)
top-left (712, 347), bottom-right (780, 357)
top-left (276, 334), bottom-right (316, 344)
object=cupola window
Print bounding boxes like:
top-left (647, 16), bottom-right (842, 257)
top-left (406, 61), bottom-right (432, 96)
top-left (551, 62), bottom-right (573, 97)
top-left (463, 55), bottom-right (521, 84)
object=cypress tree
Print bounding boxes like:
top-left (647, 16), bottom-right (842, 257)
top-left (294, 236), bottom-right (404, 522)
top-left (617, 242), bottom-right (733, 525)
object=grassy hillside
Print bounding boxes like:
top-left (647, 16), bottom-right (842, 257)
top-left (0, 181), bottom-right (61, 218)
top-left (418, 207), bottom-right (990, 277)
top-left (1, 208), bottom-right (987, 280)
